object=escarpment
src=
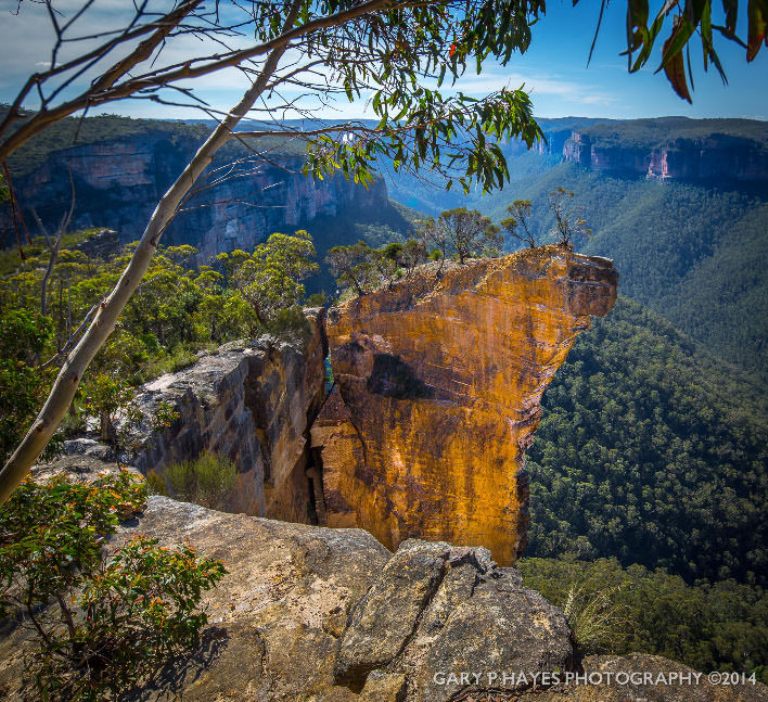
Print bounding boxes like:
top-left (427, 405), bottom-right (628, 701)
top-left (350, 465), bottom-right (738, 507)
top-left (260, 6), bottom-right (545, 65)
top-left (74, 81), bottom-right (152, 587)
top-left (561, 126), bottom-right (768, 181)
top-left (48, 248), bottom-right (615, 559)
top-left (0, 128), bottom-right (403, 257)
top-left (312, 247), bottom-right (617, 565)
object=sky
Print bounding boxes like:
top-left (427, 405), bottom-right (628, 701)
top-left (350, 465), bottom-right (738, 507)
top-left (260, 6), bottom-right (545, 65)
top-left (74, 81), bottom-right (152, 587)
top-left (0, 0), bottom-right (766, 122)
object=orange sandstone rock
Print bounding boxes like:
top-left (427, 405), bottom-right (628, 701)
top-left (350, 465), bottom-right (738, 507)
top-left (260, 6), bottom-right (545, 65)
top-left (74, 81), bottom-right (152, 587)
top-left (311, 246), bottom-right (618, 565)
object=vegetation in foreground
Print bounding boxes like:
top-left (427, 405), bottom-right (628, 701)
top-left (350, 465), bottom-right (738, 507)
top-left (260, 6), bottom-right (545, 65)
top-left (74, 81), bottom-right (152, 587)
top-left (0, 471), bottom-right (225, 700)
top-left (0, 229), bottom-right (320, 465)
top-left (147, 453), bottom-right (240, 512)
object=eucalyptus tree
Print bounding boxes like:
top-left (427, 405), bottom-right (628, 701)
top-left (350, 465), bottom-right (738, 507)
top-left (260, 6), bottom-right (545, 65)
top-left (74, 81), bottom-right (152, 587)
top-left (0, 0), bottom-right (765, 500)
top-left (421, 207), bottom-right (502, 264)
top-left (501, 199), bottom-right (537, 248)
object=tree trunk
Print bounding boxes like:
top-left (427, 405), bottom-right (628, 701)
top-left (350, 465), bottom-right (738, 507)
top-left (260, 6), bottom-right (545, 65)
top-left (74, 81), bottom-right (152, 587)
top-left (0, 44), bottom-right (289, 503)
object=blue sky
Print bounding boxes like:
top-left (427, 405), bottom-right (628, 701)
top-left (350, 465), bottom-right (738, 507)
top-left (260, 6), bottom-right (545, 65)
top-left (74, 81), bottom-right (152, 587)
top-left (0, 0), bottom-right (766, 121)
top-left (507, 0), bottom-right (768, 120)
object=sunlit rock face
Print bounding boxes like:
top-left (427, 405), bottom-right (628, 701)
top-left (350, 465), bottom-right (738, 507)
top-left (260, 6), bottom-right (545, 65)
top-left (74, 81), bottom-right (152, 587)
top-left (313, 247), bottom-right (618, 565)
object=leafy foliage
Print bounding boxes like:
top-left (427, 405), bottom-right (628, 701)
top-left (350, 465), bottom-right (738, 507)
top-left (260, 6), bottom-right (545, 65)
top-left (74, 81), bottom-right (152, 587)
top-left (33, 536), bottom-right (224, 701)
top-left (527, 297), bottom-right (768, 585)
top-left (0, 472), bottom-right (146, 615)
top-left (327, 238), bottom-right (428, 297)
top-left (520, 557), bottom-right (768, 684)
top-left (500, 199), bottom-right (536, 248)
top-left (0, 472), bottom-right (225, 700)
top-left (220, 230), bottom-right (318, 333)
top-left (572, 1), bottom-right (768, 103)
top-left (0, 231), bottom-right (322, 463)
top-left (81, 372), bottom-right (134, 444)
top-left (419, 207), bottom-right (502, 264)
top-left (0, 309), bottom-right (55, 462)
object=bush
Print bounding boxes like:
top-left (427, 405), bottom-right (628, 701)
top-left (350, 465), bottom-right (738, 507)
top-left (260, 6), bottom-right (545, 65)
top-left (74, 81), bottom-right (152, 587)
top-left (0, 309), bottom-right (55, 463)
top-left (0, 472), bottom-right (226, 700)
top-left (561, 583), bottom-right (630, 654)
top-left (520, 557), bottom-right (768, 683)
top-left (162, 452), bottom-right (239, 510)
top-left (81, 372), bottom-right (133, 444)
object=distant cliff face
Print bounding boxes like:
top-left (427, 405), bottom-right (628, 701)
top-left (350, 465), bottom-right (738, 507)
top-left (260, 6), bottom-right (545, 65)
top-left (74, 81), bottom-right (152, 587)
top-left (312, 247), bottom-right (618, 565)
top-left (1, 130), bottom-right (395, 257)
top-left (562, 130), bottom-right (768, 181)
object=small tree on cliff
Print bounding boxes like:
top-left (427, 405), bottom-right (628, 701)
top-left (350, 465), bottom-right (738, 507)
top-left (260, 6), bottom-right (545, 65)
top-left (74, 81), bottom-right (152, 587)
top-left (1, 1), bottom-right (764, 501)
top-left (501, 199), bottom-right (538, 249)
top-left (421, 208), bottom-right (502, 265)
top-left (549, 188), bottom-right (591, 249)
top-left (327, 239), bottom-right (426, 296)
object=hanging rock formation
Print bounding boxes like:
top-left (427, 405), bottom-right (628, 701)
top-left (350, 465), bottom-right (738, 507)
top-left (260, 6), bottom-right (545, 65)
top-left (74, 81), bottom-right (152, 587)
top-left (312, 246), bottom-right (618, 565)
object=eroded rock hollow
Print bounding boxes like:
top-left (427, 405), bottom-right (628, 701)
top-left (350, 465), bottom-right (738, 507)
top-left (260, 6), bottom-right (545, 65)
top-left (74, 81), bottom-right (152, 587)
top-left (312, 247), bottom-right (618, 565)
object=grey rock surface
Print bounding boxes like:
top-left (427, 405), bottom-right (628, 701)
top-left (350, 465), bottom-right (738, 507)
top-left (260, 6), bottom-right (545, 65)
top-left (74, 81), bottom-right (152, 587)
top-left (1, 495), bottom-right (765, 702)
top-left (129, 310), bottom-right (326, 523)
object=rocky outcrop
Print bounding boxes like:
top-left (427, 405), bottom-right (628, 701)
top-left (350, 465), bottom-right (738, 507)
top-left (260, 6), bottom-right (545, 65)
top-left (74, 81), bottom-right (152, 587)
top-left (0, 493), bottom-right (571, 702)
top-left (2, 491), bottom-right (764, 702)
top-left (126, 311), bottom-right (326, 522)
top-left (312, 247), bottom-right (618, 565)
top-left (72, 227), bottom-right (120, 259)
top-left (334, 539), bottom-right (573, 702)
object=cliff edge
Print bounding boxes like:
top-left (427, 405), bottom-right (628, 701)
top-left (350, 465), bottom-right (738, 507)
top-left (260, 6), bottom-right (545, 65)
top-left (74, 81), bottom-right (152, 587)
top-left (313, 246), bottom-right (618, 565)
top-left (2, 491), bottom-right (764, 701)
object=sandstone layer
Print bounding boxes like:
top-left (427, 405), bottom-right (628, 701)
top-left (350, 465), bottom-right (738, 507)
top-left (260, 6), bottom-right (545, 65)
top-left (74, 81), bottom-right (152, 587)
top-left (561, 127), bottom-right (768, 181)
top-left (0, 129), bottom-right (406, 260)
top-left (60, 312), bottom-right (327, 523)
top-left (132, 312), bottom-right (326, 521)
top-left (314, 247), bottom-right (618, 565)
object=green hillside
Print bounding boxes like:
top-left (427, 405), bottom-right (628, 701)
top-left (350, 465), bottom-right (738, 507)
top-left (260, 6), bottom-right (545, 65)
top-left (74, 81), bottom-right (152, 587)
top-left (527, 296), bottom-right (768, 585)
top-left (475, 163), bottom-right (768, 382)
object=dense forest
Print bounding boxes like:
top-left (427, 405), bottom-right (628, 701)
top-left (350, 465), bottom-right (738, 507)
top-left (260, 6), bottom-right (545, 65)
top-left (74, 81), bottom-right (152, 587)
top-left (527, 297), bottom-right (768, 585)
top-left (0, 229), bottom-right (322, 463)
